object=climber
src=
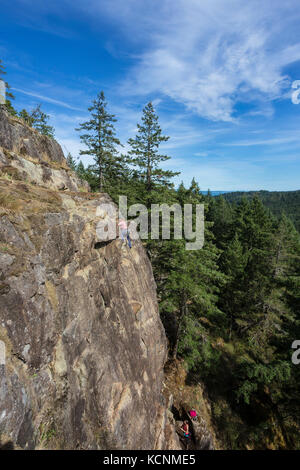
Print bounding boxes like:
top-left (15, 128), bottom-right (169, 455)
top-left (118, 218), bottom-right (132, 249)
top-left (189, 408), bottom-right (197, 421)
top-left (181, 420), bottom-right (191, 439)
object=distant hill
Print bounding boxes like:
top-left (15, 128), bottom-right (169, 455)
top-left (201, 190), bottom-right (234, 196)
top-left (221, 190), bottom-right (300, 232)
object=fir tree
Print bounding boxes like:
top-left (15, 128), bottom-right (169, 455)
top-left (76, 91), bottom-right (124, 192)
top-left (152, 180), bottom-right (225, 365)
top-left (76, 161), bottom-right (87, 180)
top-left (127, 102), bottom-right (179, 201)
top-left (219, 197), bottom-right (275, 341)
top-left (18, 108), bottom-right (34, 126)
top-left (66, 152), bottom-right (77, 172)
top-left (0, 59), bottom-right (16, 115)
top-left (207, 195), bottom-right (234, 250)
top-left (30, 104), bottom-right (55, 137)
top-left (18, 104), bottom-right (55, 138)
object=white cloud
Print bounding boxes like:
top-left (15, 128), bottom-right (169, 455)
top-left (225, 133), bottom-right (300, 147)
top-left (13, 87), bottom-right (84, 111)
top-left (93, 0), bottom-right (300, 121)
top-left (10, 1), bottom-right (300, 123)
top-left (7, 0), bottom-right (300, 189)
top-left (194, 152), bottom-right (208, 157)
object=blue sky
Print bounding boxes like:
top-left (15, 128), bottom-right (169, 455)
top-left (1, 0), bottom-right (300, 190)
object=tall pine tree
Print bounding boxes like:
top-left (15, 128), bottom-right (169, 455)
top-left (76, 91), bottom-right (124, 192)
top-left (152, 180), bottom-right (225, 366)
top-left (127, 102), bottom-right (179, 204)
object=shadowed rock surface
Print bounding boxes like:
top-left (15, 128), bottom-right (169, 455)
top-left (0, 109), bottom-right (180, 450)
top-left (163, 361), bottom-right (217, 450)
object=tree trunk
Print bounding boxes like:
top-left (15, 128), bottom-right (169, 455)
top-left (98, 121), bottom-right (103, 192)
top-left (146, 140), bottom-right (151, 193)
top-left (99, 164), bottom-right (103, 192)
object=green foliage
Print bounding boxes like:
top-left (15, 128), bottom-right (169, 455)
top-left (202, 193), bottom-right (300, 448)
top-left (207, 195), bottom-right (235, 249)
top-left (127, 102), bottom-right (179, 202)
top-left (76, 91), bottom-right (125, 192)
top-left (39, 421), bottom-right (57, 447)
top-left (18, 104), bottom-right (55, 138)
top-left (236, 361), bottom-right (291, 404)
top-left (0, 59), bottom-right (17, 115)
top-left (0, 60), bottom-right (54, 135)
top-left (151, 180), bottom-right (226, 363)
top-left (18, 108), bottom-right (34, 126)
top-left (1, 72), bottom-right (298, 447)
top-left (66, 152), bottom-right (77, 171)
top-left (222, 190), bottom-right (300, 233)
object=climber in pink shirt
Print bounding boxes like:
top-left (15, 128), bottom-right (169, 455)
top-left (118, 218), bottom-right (126, 230)
top-left (118, 218), bottom-right (132, 249)
top-left (189, 409), bottom-right (197, 421)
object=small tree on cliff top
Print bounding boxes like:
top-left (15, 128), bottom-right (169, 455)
top-left (0, 59), bottom-right (16, 115)
top-left (76, 91), bottom-right (124, 192)
top-left (30, 104), bottom-right (55, 137)
top-left (18, 104), bottom-right (55, 138)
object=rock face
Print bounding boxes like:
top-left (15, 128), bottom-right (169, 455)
top-left (0, 109), bottom-right (179, 450)
top-left (190, 417), bottom-right (215, 450)
top-left (163, 360), bottom-right (217, 450)
top-left (0, 108), bottom-right (89, 192)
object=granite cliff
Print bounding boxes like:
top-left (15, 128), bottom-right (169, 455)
top-left (0, 108), bottom-right (179, 450)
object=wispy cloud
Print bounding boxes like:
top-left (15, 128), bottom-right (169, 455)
top-left (12, 87), bottom-right (84, 111)
top-left (7, 1), bottom-right (300, 122)
top-left (91, 0), bottom-right (300, 121)
top-left (194, 152), bottom-right (208, 157)
top-left (225, 134), bottom-right (300, 147)
top-left (3, 0), bottom-right (300, 189)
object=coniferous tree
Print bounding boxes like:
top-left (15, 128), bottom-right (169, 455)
top-left (218, 197), bottom-right (277, 349)
top-left (18, 108), bottom-right (34, 126)
top-left (74, 161), bottom-right (102, 192)
top-left (0, 59), bottom-right (16, 115)
top-left (76, 160), bottom-right (88, 181)
top-left (127, 102), bottom-right (179, 202)
top-left (207, 195), bottom-right (234, 250)
top-left (153, 180), bottom-right (225, 366)
top-left (76, 91), bottom-right (124, 192)
top-left (199, 194), bottom-right (300, 447)
top-left (30, 104), bottom-right (55, 137)
top-left (18, 104), bottom-right (55, 138)
top-left (221, 189), bottom-right (300, 233)
top-left (66, 152), bottom-right (77, 171)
